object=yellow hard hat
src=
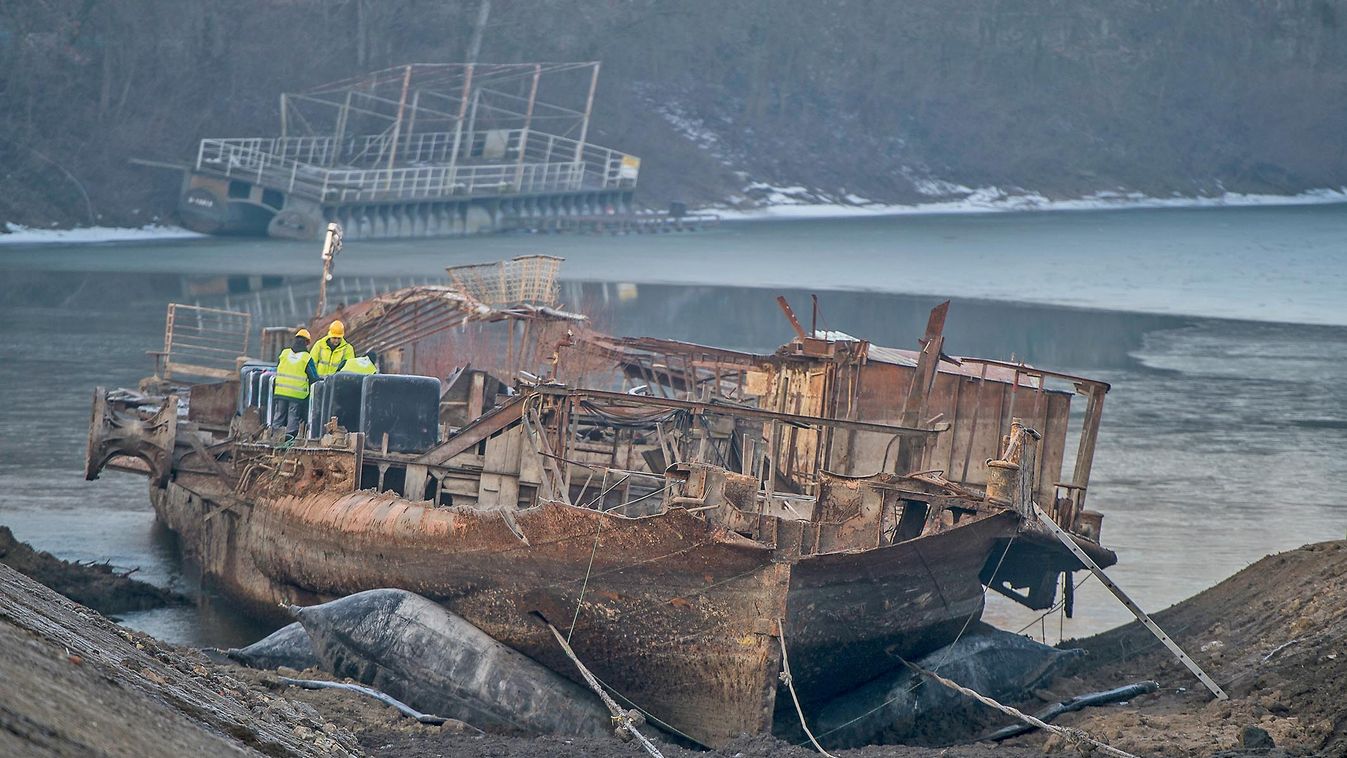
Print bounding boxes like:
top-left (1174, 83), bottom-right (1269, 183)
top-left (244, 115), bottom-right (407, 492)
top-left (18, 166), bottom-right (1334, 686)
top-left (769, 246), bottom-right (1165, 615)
top-left (327, 320), bottom-right (345, 338)
top-left (295, 328), bottom-right (312, 340)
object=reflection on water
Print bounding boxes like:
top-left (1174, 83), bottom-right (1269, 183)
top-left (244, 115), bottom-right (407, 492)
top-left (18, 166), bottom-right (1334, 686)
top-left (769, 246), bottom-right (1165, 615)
top-left (3, 204), bottom-right (1345, 326)
top-left (0, 270), bottom-right (1342, 647)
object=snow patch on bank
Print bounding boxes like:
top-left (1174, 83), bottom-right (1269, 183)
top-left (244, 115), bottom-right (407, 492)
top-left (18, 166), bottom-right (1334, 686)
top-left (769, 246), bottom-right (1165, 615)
top-left (0, 223), bottom-right (206, 245)
top-left (714, 185), bottom-right (1347, 220)
top-left (644, 89), bottom-right (1347, 221)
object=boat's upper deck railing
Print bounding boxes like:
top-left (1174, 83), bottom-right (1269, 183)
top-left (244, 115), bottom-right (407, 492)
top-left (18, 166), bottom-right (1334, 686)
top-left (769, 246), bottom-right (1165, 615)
top-left (193, 128), bottom-right (638, 205)
top-left (152, 303), bottom-right (252, 382)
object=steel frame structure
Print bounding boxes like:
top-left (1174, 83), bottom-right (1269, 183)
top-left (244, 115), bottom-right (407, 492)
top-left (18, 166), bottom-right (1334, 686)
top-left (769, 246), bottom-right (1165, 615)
top-left (193, 63), bottom-right (638, 204)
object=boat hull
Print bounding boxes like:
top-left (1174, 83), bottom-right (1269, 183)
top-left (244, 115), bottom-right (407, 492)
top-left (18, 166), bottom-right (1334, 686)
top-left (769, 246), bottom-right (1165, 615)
top-left (151, 480), bottom-right (1019, 746)
top-left (784, 511), bottom-right (1020, 703)
top-left (154, 482), bottom-right (786, 746)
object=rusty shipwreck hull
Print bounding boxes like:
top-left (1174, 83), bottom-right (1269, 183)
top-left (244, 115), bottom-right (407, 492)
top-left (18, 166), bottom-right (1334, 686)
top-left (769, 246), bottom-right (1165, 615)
top-left (150, 476), bottom-right (1021, 746)
top-left (154, 479), bottom-right (785, 745)
top-left (782, 510), bottom-right (1020, 703)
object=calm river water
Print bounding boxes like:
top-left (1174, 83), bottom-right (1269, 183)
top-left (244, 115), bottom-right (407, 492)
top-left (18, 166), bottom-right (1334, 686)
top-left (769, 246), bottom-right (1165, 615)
top-left (0, 204), bottom-right (1343, 648)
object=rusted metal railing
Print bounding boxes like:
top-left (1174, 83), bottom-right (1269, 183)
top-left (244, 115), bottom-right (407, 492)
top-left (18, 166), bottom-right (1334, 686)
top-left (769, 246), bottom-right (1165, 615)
top-left (155, 303), bottom-right (251, 381)
top-left (194, 129), bottom-right (637, 205)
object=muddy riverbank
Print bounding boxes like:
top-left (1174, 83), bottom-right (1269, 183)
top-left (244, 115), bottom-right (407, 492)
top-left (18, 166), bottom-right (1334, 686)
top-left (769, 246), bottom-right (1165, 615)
top-left (0, 562), bottom-right (360, 757)
top-left (1020, 540), bottom-right (1347, 757)
top-left (4, 540), bottom-right (1344, 756)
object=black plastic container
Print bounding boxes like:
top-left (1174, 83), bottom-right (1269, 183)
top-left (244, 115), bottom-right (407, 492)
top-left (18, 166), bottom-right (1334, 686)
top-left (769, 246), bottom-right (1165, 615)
top-left (259, 373), bottom-right (277, 426)
top-left (359, 375), bottom-right (441, 453)
top-left (240, 364), bottom-right (272, 413)
top-left (238, 362), bottom-right (274, 413)
top-left (307, 379), bottom-right (328, 438)
top-left (325, 373), bottom-right (367, 433)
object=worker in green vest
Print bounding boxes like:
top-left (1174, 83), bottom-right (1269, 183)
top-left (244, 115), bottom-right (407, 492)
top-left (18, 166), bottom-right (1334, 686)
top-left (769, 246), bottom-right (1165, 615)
top-left (273, 327), bottom-right (319, 437)
top-left (313, 319), bottom-right (355, 376)
top-left (339, 349), bottom-right (379, 375)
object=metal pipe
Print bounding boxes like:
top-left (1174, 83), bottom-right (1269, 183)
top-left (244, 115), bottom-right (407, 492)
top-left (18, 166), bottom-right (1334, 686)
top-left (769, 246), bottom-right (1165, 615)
top-left (446, 64), bottom-right (475, 191)
top-left (514, 64), bottom-right (542, 190)
top-left (384, 65), bottom-right (414, 189)
top-left (464, 88), bottom-right (481, 161)
top-left (573, 62), bottom-right (601, 163)
top-left (404, 89), bottom-right (420, 157)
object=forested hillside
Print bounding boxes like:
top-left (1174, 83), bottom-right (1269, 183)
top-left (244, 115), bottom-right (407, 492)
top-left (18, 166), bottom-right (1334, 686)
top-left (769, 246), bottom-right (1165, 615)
top-left (3, 1), bottom-right (1345, 228)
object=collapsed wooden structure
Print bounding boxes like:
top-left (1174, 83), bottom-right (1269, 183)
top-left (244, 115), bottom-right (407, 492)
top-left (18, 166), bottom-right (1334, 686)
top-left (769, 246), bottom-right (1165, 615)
top-left (85, 257), bottom-right (1117, 747)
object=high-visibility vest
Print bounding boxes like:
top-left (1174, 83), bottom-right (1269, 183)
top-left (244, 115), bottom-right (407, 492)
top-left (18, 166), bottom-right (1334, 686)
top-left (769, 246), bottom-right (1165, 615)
top-left (339, 356), bottom-right (378, 375)
top-left (313, 338), bottom-right (355, 376)
top-left (275, 349), bottom-right (312, 399)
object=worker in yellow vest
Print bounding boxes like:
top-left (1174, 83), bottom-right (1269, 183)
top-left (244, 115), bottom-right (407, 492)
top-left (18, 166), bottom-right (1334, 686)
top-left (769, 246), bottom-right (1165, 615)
top-left (313, 320), bottom-right (355, 376)
top-left (339, 349), bottom-right (379, 375)
top-left (273, 328), bottom-right (319, 436)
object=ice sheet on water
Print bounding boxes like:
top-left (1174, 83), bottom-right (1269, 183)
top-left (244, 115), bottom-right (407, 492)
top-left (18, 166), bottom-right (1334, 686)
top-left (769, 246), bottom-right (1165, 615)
top-left (1131, 321), bottom-right (1347, 383)
top-left (0, 223), bottom-right (205, 245)
top-left (713, 186), bottom-right (1347, 220)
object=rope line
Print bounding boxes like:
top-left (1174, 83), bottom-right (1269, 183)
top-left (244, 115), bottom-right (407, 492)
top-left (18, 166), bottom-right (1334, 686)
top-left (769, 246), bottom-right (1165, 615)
top-left (567, 517), bottom-right (604, 642)
top-left (777, 620), bottom-right (839, 758)
top-left (582, 663), bottom-right (705, 746)
top-left (547, 624), bottom-right (665, 758)
top-left (1015, 571), bottom-right (1095, 635)
top-left (581, 473), bottom-right (632, 509)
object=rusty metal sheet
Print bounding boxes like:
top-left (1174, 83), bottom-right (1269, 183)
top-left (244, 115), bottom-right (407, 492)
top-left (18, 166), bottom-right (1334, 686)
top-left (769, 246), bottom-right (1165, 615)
top-left (187, 381), bottom-right (238, 425)
top-left (783, 510), bottom-right (1020, 704)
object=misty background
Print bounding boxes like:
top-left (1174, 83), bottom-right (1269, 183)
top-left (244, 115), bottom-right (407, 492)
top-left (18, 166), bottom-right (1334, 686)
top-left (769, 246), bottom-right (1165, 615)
top-left (3, 0), bottom-right (1347, 229)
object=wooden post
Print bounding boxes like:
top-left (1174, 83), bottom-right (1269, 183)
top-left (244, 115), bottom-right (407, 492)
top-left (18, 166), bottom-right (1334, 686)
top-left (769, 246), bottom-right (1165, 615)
top-left (775, 296), bottom-right (808, 341)
top-left (762, 420), bottom-right (779, 538)
top-left (467, 372), bottom-right (486, 420)
top-left (404, 89), bottom-right (420, 158)
top-left (895, 301), bottom-right (948, 475)
top-left (333, 90), bottom-right (353, 164)
top-left (465, 0), bottom-right (491, 63)
top-left (464, 88), bottom-right (481, 160)
top-left (1070, 384), bottom-right (1105, 512)
top-left (315, 223), bottom-right (342, 319)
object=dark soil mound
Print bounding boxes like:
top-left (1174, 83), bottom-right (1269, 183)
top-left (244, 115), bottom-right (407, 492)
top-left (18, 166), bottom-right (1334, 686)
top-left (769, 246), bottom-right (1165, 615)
top-left (0, 526), bottom-right (186, 615)
top-left (1017, 540), bottom-right (1347, 756)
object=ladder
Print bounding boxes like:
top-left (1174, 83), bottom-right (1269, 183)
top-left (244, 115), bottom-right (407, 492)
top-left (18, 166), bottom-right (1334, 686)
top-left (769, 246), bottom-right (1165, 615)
top-left (1032, 502), bottom-right (1228, 700)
